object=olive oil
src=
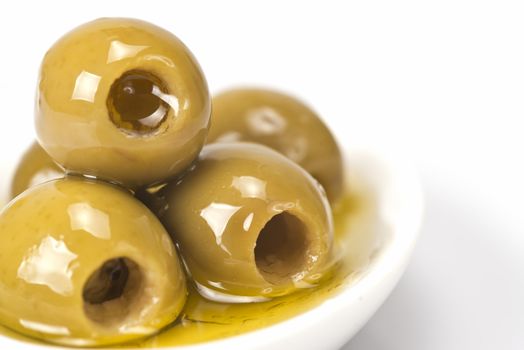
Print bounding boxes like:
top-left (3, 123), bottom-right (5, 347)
top-left (0, 183), bottom-right (379, 347)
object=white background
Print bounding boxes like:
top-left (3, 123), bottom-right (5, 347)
top-left (0, 1), bottom-right (523, 349)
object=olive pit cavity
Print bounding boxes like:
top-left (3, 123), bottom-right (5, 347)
top-left (255, 212), bottom-right (309, 285)
top-left (83, 257), bottom-right (143, 326)
top-left (107, 70), bottom-right (171, 134)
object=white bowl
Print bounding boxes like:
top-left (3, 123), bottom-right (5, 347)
top-left (0, 144), bottom-right (423, 350)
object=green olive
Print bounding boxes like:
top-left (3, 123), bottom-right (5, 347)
top-left (35, 18), bottom-right (211, 188)
top-left (10, 142), bottom-right (64, 199)
top-left (0, 178), bottom-right (186, 346)
top-left (207, 88), bottom-right (344, 204)
top-left (160, 143), bottom-right (333, 299)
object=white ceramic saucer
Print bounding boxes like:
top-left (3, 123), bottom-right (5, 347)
top-left (0, 143), bottom-right (423, 350)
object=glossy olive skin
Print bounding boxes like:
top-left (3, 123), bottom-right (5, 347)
top-left (10, 142), bottom-right (64, 199)
top-left (0, 178), bottom-right (186, 346)
top-left (160, 143), bottom-right (333, 299)
top-left (36, 18), bottom-right (211, 188)
top-left (208, 88), bottom-right (344, 204)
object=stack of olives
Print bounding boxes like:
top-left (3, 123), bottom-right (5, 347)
top-left (0, 18), bottom-right (344, 347)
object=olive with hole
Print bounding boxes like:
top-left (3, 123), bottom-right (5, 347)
top-left (0, 178), bottom-right (186, 346)
top-left (35, 18), bottom-right (211, 188)
top-left (10, 142), bottom-right (64, 199)
top-left (207, 88), bottom-right (344, 204)
top-left (159, 143), bottom-right (333, 299)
